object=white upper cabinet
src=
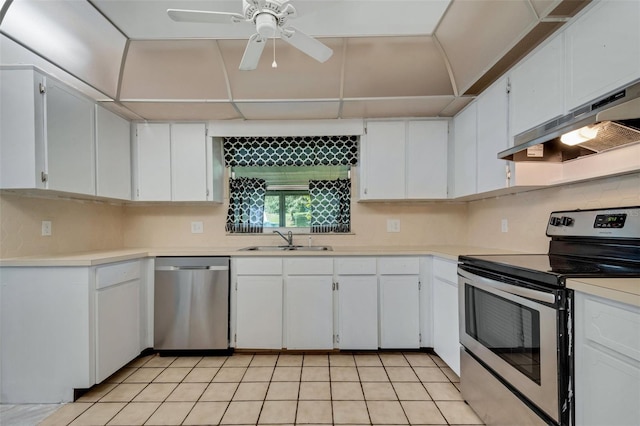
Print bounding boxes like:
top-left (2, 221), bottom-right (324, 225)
top-left (360, 121), bottom-right (405, 200)
top-left (95, 105), bottom-right (131, 200)
top-left (171, 123), bottom-right (207, 201)
top-left (45, 79), bottom-right (96, 196)
top-left (406, 120), bottom-right (449, 199)
top-left (0, 67), bottom-right (95, 196)
top-left (134, 122), bottom-right (220, 202)
top-left (134, 123), bottom-right (172, 201)
top-left (452, 102), bottom-right (477, 198)
top-left (476, 77), bottom-right (510, 193)
top-left (360, 120), bottom-right (449, 201)
top-left (510, 33), bottom-right (565, 137)
top-left (565, 0), bottom-right (640, 111)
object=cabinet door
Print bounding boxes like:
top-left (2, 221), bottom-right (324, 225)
top-left (286, 276), bottom-right (334, 349)
top-left (361, 121), bottom-right (405, 200)
top-left (432, 276), bottom-right (460, 375)
top-left (510, 34), bottom-right (565, 137)
top-left (171, 123), bottom-right (208, 201)
top-left (0, 68), bottom-right (46, 190)
top-left (476, 77), bottom-right (509, 193)
top-left (338, 276), bottom-right (378, 350)
top-left (406, 121), bottom-right (448, 199)
top-left (46, 78), bottom-right (95, 195)
top-left (565, 0), bottom-right (640, 110)
top-left (96, 280), bottom-right (140, 383)
top-left (236, 276), bottom-right (283, 349)
top-left (379, 275), bottom-right (420, 348)
top-left (452, 103), bottom-right (477, 198)
top-left (95, 105), bottom-right (131, 200)
top-left (135, 123), bottom-right (171, 201)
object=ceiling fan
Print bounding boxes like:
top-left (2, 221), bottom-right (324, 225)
top-left (167, 0), bottom-right (333, 71)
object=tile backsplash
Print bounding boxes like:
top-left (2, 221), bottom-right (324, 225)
top-left (1, 172), bottom-right (638, 258)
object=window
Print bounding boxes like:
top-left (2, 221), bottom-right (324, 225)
top-left (223, 136), bottom-right (358, 233)
top-left (232, 165), bottom-right (349, 230)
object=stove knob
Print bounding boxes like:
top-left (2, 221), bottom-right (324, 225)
top-left (549, 217), bottom-right (562, 226)
top-left (560, 216), bottom-right (574, 226)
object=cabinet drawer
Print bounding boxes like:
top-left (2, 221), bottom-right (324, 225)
top-left (235, 258), bottom-right (283, 275)
top-left (378, 257), bottom-right (419, 275)
top-left (335, 257), bottom-right (376, 275)
top-left (584, 297), bottom-right (640, 362)
top-left (433, 257), bottom-right (458, 282)
top-left (96, 261), bottom-right (141, 290)
top-left (286, 258), bottom-right (333, 275)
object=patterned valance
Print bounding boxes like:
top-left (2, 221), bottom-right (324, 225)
top-left (223, 135), bottom-right (358, 167)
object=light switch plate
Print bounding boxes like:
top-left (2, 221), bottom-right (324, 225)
top-left (501, 219), bottom-right (508, 233)
top-left (41, 220), bottom-right (52, 236)
top-left (191, 221), bottom-right (204, 234)
top-left (387, 219), bottom-right (401, 233)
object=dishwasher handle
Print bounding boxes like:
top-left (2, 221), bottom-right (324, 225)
top-left (155, 265), bottom-right (229, 271)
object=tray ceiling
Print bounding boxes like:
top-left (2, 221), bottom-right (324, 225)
top-left (0, 0), bottom-right (590, 121)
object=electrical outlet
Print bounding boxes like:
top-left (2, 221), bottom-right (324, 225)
top-left (387, 219), bottom-right (401, 233)
top-left (501, 219), bottom-right (509, 233)
top-left (191, 221), bottom-right (204, 234)
top-left (41, 220), bottom-right (52, 236)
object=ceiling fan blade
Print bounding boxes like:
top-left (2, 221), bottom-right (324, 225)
top-left (281, 27), bottom-right (333, 63)
top-left (167, 9), bottom-right (245, 24)
top-left (246, 0), bottom-right (266, 9)
top-left (239, 33), bottom-right (267, 71)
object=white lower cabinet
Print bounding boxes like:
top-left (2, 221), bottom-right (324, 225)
top-left (0, 259), bottom-right (148, 403)
top-left (432, 257), bottom-right (460, 375)
top-left (236, 276), bottom-right (283, 349)
top-left (378, 257), bottom-right (421, 349)
top-left (335, 257), bottom-right (378, 350)
top-left (285, 258), bottom-right (334, 350)
top-left (574, 291), bottom-right (640, 426)
top-left (95, 262), bottom-right (141, 383)
top-left (233, 258), bottom-right (283, 349)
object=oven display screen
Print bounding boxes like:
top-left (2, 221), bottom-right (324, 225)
top-left (594, 213), bottom-right (627, 229)
top-left (465, 286), bottom-right (541, 385)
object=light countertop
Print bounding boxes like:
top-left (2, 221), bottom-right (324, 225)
top-left (567, 277), bottom-right (640, 308)
top-left (0, 245), bottom-right (517, 267)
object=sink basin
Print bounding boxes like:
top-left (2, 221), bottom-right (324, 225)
top-left (239, 245), bottom-right (332, 251)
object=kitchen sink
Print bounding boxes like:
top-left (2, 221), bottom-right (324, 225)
top-left (239, 245), bottom-right (332, 251)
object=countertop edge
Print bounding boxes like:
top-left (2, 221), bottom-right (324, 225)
top-left (567, 278), bottom-right (640, 308)
top-left (0, 245), bottom-right (514, 267)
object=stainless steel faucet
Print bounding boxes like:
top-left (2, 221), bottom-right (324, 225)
top-left (273, 230), bottom-right (294, 246)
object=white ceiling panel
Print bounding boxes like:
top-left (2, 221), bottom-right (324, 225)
top-left (121, 102), bottom-right (241, 120)
top-left (92, 1), bottom-right (451, 39)
top-left (343, 37), bottom-right (453, 98)
top-left (120, 40), bottom-right (229, 100)
top-left (341, 97), bottom-right (456, 119)
top-left (219, 38), bottom-right (343, 100)
top-left (1, 0), bottom-right (126, 98)
top-left (435, 0), bottom-right (537, 94)
top-left (235, 101), bottom-right (340, 120)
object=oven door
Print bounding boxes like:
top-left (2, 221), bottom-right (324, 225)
top-left (458, 267), bottom-right (560, 423)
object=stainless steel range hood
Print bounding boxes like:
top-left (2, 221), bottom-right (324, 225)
top-left (498, 80), bottom-right (640, 162)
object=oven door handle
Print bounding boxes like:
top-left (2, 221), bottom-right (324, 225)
top-left (458, 268), bottom-right (557, 304)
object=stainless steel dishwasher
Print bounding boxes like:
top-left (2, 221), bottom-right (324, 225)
top-left (154, 257), bottom-right (230, 351)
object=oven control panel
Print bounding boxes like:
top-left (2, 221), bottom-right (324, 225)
top-left (546, 206), bottom-right (640, 238)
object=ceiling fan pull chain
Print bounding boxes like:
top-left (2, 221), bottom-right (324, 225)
top-left (272, 36), bottom-right (278, 68)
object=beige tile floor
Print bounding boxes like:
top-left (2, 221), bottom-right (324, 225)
top-left (37, 352), bottom-right (483, 426)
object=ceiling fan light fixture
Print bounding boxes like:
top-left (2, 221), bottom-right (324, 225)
top-left (255, 13), bottom-right (277, 38)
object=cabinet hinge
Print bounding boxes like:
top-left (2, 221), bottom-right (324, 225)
top-left (418, 281), bottom-right (422, 290)
top-left (136, 189), bottom-right (140, 198)
top-left (336, 334), bottom-right (340, 344)
top-left (206, 189), bottom-right (210, 197)
top-left (39, 83), bottom-right (46, 94)
top-left (234, 333), bottom-right (237, 344)
top-left (506, 78), bottom-right (511, 94)
top-left (235, 282), bottom-right (238, 291)
top-left (40, 171), bottom-right (48, 183)
top-left (419, 333), bottom-right (422, 343)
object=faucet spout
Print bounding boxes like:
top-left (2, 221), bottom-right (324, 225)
top-left (273, 230), bottom-right (293, 246)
